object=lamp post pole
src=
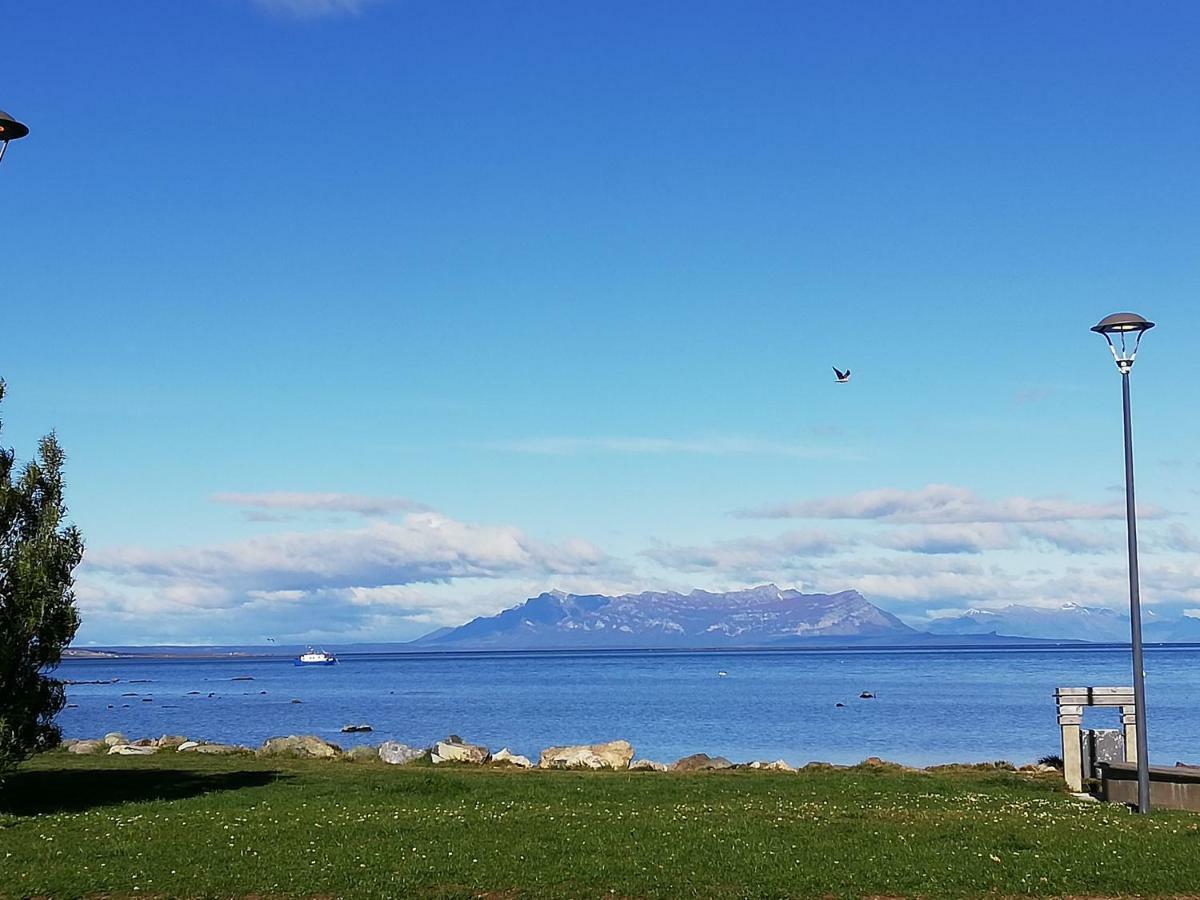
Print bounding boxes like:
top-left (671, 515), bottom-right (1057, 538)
top-left (1092, 311), bottom-right (1155, 814)
top-left (1120, 368), bottom-right (1151, 814)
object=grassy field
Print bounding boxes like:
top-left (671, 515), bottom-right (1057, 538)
top-left (2, 752), bottom-right (1198, 899)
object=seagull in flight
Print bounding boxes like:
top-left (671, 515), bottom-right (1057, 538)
top-left (833, 366), bottom-right (851, 383)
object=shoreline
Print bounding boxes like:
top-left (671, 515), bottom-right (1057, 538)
top-left (58, 731), bottom-right (1065, 776)
top-left (60, 640), bottom-right (1200, 662)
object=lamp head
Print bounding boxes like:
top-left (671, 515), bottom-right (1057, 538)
top-left (1091, 312), bottom-right (1155, 336)
top-left (1092, 312), bottom-right (1154, 373)
top-left (0, 111), bottom-right (29, 142)
top-left (0, 110), bottom-right (29, 167)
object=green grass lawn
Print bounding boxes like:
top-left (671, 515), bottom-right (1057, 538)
top-left (2, 752), bottom-right (1198, 899)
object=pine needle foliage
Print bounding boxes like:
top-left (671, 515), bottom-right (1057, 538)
top-left (0, 381), bottom-right (84, 776)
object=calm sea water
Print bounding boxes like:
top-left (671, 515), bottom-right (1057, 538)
top-left (58, 647), bottom-right (1199, 767)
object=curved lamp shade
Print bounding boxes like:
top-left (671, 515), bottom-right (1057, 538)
top-left (0, 110), bottom-right (29, 141)
top-left (1092, 312), bottom-right (1155, 335)
top-left (1092, 312), bottom-right (1154, 372)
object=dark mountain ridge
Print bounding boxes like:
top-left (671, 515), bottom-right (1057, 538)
top-left (412, 584), bottom-right (920, 650)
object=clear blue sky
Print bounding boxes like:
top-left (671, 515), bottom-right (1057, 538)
top-left (3, 1), bottom-right (1199, 644)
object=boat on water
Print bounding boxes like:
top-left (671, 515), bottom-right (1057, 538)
top-left (294, 648), bottom-right (337, 666)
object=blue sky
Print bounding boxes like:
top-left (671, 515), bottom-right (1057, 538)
top-left (3, 1), bottom-right (1199, 644)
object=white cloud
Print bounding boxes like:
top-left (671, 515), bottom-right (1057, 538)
top-left (87, 512), bottom-right (612, 593)
top-left (736, 484), bottom-right (1163, 524)
top-left (73, 510), bottom-right (627, 644)
top-left (1020, 523), bottom-right (1118, 554)
top-left (642, 530), bottom-right (852, 575)
top-left (1155, 523), bottom-right (1200, 554)
top-left (211, 491), bottom-right (428, 518)
top-left (646, 521), bottom-right (1116, 573)
top-left (878, 524), bottom-right (1012, 555)
top-left (804, 555), bottom-right (1136, 613)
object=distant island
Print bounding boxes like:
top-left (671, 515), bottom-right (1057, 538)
top-left (408, 585), bottom-right (1087, 651)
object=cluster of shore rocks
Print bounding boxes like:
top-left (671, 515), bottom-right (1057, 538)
top-left (59, 732), bottom-right (1061, 775)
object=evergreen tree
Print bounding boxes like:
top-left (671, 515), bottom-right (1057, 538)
top-left (0, 381), bottom-right (84, 775)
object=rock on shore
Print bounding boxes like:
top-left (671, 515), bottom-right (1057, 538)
top-left (108, 744), bottom-right (156, 756)
top-left (748, 759), bottom-right (795, 772)
top-left (629, 759), bottom-right (667, 771)
top-left (258, 735), bottom-right (341, 759)
top-left (379, 742), bottom-right (426, 766)
top-left (493, 748), bottom-right (533, 768)
top-left (671, 753), bottom-right (734, 772)
top-left (431, 736), bottom-right (489, 764)
top-left (539, 740), bottom-right (634, 770)
top-left (68, 740), bottom-right (106, 754)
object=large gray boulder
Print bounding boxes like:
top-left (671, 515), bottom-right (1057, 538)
top-left (103, 732), bottom-right (127, 747)
top-left (379, 741), bottom-right (426, 766)
top-left (539, 740), bottom-right (634, 770)
top-left (68, 740), bottom-right (105, 755)
top-left (154, 734), bottom-right (189, 749)
top-left (671, 753), bottom-right (734, 772)
top-left (258, 734), bottom-right (342, 759)
top-left (431, 736), bottom-right (489, 765)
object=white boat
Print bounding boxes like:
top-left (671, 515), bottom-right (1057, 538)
top-left (295, 648), bottom-right (337, 666)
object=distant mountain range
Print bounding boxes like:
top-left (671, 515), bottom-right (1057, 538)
top-left (67, 589), bottom-right (1200, 658)
top-left (409, 585), bottom-right (1094, 650)
top-left (925, 602), bottom-right (1200, 643)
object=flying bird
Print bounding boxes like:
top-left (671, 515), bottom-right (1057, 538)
top-left (833, 366), bottom-right (851, 383)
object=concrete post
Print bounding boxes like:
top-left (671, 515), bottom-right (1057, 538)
top-left (1058, 704), bottom-right (1084, 792)
top-left (1055, 687), bottom-right (1135, 793)
top-left (1121, 706), bottom-right (1139, 764)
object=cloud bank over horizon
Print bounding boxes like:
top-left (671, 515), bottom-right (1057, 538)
top-left (735, 484), bottom-right (1166, 524)
top-left (71, 482), bottom-right (1200, 645)
top-left (76, 500), bottom-right (627, 644)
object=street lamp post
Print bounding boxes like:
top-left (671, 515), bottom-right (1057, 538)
top-left (0, 109), bottom-right (30, 166)
top-left (1091, 311), bottom-right (1155, 814)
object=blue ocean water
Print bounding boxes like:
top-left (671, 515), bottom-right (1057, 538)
top-left (58, 647), bottom-right (1198, 767)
